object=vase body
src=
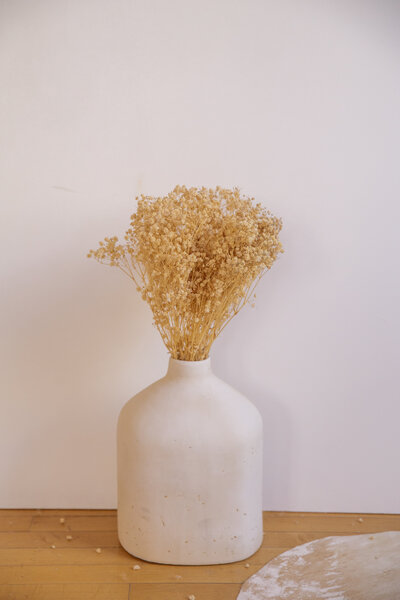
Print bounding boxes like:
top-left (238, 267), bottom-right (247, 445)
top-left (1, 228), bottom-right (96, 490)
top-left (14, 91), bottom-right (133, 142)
top-left (117, 357), bottom-right (263, 565)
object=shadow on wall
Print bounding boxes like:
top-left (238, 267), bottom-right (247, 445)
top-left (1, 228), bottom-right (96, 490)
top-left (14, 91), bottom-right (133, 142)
top-left (1, 248), bottom-right (162, 507)
top-left (243, 382), bottom-right (292, 511)
top-left (213, 351), bottom-right (293, 511)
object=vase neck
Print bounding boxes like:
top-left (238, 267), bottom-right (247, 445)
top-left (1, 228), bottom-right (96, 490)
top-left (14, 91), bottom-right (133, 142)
top-left (167, 357), bottom-right (212, 378)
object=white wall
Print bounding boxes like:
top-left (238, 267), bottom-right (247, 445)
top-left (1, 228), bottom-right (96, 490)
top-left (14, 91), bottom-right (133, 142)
top-left (1, 0), bottom-right (399, 512)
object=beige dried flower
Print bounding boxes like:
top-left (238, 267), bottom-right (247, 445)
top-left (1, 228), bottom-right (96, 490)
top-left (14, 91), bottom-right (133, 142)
top-left (89, 186), bottom-right (283, 360)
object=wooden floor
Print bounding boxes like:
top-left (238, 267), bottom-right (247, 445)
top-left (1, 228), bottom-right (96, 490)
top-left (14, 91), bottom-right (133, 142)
top-left (0, 510), bottom-right (399, 599)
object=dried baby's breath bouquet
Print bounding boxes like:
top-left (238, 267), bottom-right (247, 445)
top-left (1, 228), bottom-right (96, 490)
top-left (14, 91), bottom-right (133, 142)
top-left (89, 185), bottom-right (283, 360)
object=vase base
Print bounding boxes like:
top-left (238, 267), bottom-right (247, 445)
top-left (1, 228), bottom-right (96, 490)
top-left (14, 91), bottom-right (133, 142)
top-left (118, 534), bottom-right (263, 566)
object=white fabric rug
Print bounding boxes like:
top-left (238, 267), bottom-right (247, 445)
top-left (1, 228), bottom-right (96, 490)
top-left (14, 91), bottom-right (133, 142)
top-left (238, 531), bottom-right (400, 600)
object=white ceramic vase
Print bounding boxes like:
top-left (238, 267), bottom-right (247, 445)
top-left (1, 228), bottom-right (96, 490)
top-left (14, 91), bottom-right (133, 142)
top-left (117, 357), bottom-right (263, 565)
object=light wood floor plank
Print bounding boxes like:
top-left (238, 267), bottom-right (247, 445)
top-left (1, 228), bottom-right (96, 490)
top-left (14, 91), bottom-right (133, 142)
top-left (262, 513), bottom-right (400, 532)
top-left (0, 531), bottom-right (119, 549)
top-left (30, 516), bottom-right (117, 532)
top-left (0, 583), bottom-right (129, 599)
top-left (0, 552), bottom-right (283, 585)
top-left (0, 547), bottom-right (135, 566)
top-left (0, 517), bottom-right (32, 532)
top-left (0, 546), bottom-right (285, 567)
top-left (129, 583), bottom-right (242, 599)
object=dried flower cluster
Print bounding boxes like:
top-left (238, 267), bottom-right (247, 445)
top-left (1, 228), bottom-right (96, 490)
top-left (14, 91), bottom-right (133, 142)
top-left (88, 186), bottom-right (283, 360)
